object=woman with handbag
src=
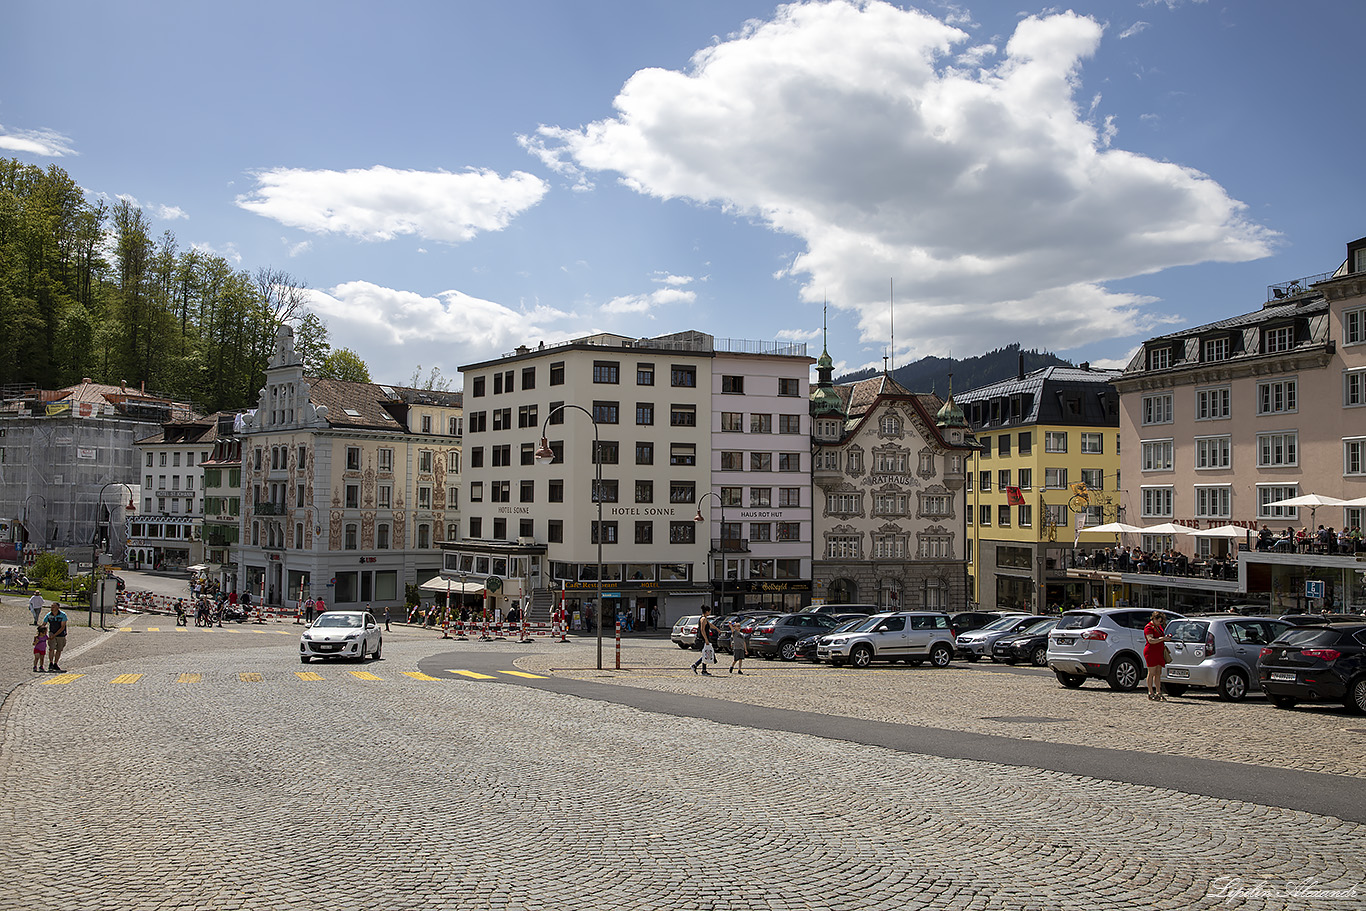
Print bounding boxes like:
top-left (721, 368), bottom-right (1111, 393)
top-left (690, 608), bottom-right (715, 676)
top-left (1143, 611), bottom-right (1172, 702)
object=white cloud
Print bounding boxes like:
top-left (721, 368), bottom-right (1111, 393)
top-left (305, 281), bottom-right (575, 381)
top-left (285, 238), bottom-right (312, 257)
top-left (1119, 21), bottom-right (1150, 39)
top-left (776, 327), bottom-right (822, 342)
top-left (527, 0), bottom-right (1273, 358)
top-left (956, 43), bottom-right (998, 65)
top-left (236, 165), bottom-right (548, 243)
top-left (152, 204), bottom-right (188, 221)
top-left (0, 124), bottom-right (77, 157)
top-left (651, 272), bottom-right (695, 286)
top-left (190, 240), bottom-right (242, 265)
top-left (601, 287), bottom-right (697, 315)
top-left (1088, 345), bottom-right (1141, 370)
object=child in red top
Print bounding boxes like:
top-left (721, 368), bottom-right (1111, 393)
top-left (32, 624), bottom-right (48, 672)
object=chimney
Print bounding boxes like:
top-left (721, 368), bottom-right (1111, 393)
top-left (120, 380), bottom-right (127, 392)
top-left (1017, 351), bottom-right (1025, 381)
top-left (1080, 361), bottom-right (1090, 371)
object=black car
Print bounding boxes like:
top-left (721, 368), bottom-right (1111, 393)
top-left (950, 611), bottom-right (1009, 636)
top-left (749, 612), bottom-right (848, 660)
top-left (990, 618), bottom-right (1059, 666)
top-left (713, 611), bottom-right (780, 651)
top-left (793, 616), bottom-right (865, 662)
top-left (1258, 622), bottom-right (1366, 713)
top-left (1279, 613), bottom-right (1364, 626)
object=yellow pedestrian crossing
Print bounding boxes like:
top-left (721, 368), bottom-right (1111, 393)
top-left (177, 673), bottom-right (201, 683)
top-left (238, 672), bottom-right (263, 683)
top-left (500, 670), bottom-right (547, 679)
top-left (403, 671), bottom-right (440, 681)
top-left (111, 674), bottom-right (143, 684)
top-left (41, 674), bottom-right (84, 685)
top-left (448, 670), bottom-right (497, 679)
top-left (296, 671), bottom-right (324, 681)
top-left (30, 668), bottom-right (549, 687)
top-left (349, 671), bottom-right (382, 681)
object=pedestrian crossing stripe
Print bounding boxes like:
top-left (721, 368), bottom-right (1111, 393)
top-left (403, 671), bottom-right (440, 681)
top-left (448, 670), bottom-right (497, 679)
top-left (41, 674), bottom-right (84, 685)
top-left (500, 671), bottom-right (547, 679)
top-left (174, 627), bottom-right (186, 633)
top-left (111, 674), bottom-right (143, 684)
top-left (177, 673), bottom-right (201, 683)
top-left (119, 627), bottom-right (133, 632)
top-left (33, 669), bottom-right (541, 685)
top-left (349, 671), bottom-right (381, 681)
top-left (147, 627), bottom-right (160, 632)
top-left (296, 671), bottom-right (324, 681)
top-left (238, 672), bottom-right (263, 682)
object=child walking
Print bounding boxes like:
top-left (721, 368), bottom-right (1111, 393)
top-left (728, 619), bottom-right (748, 675)
top-left (32, 624), bottom-right (48, 672)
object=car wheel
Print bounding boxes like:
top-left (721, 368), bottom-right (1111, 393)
top-left (1031, 646), bottom-right (1048, 667)
top-left (779, 640), bottom-right (798, 661)
top-left (677, 643), bottom-right (691, 650)
top-left (850, 645), bottom-right (873, 668)
top-left (1055, 671), bottom-right (1086, 688)
top-left (1348, 677), bottom-right (1366, 715)
top-left (373, 638), bottom-right (382, 661)
top-left (929, 644), bottom-right (953, 668)
top-left (1217, 669), bottom-right (1248, 702)
top-left (1163, 683), bottom-right (1188, 697)
top-left (1269, 695), bottom-right (1298, 710)
top-left (1106, 655), bottom-right (1141, 692)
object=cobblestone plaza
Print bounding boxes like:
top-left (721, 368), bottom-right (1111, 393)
top-left (1, 606), bottom-right (1363, 910)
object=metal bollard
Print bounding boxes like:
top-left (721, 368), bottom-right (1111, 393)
top-left (615, 621), bottom-right (621, 670)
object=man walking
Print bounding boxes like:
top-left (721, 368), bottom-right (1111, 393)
top-left (690, 607), bottom-right (715, 676)
top-left (29, 590), bottom-right (44, 625)
top-left (304, 597), bottom-right (316, 624)
top-left (41, 603), bottom-right (68, 672)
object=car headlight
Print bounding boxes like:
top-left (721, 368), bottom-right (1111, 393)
top-left (344, 633), bottom-right (360, 640)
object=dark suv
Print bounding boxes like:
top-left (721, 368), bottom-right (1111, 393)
top-left (1258, 622), bottom-right (1366, 713)
top-left (748, 613), bottom-right (846, 660)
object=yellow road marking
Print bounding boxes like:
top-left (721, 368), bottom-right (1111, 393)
top-left (238, 672), bottom-right (263, 683)
top-left (499, 670), bottom-right (547, 679)
top-left (41, 674), bottom-right (84, 685)
top-left (177, 673), bottom-right (201, 683)
top-left (174, 627), bottom-right (187, 632)
top-left (403, 671), bottom-right (440, 681)
top-left (119, 627), bottom-right (133, 632)
top-left (278, 631), bottom-right (295, 636)
top-left (296, 671), bottom-right (323, 681)
top-left (147, 627), bottom-right (160, 632)
top-left (111, 674), bottom-right (143, 684)
top-left (448, 670), bottom-right (496, 680)
top-left (252, 631), bottom-right (275, 636)
top-left (349, 671), bottom-right (382, 681)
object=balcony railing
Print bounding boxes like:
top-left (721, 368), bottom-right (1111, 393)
top-left (712, 537), bottom-right (750, 553)
top-left (1267, 270), bottom-right (1335, 303)
top-left (253, 501), bottom-right (286, 516)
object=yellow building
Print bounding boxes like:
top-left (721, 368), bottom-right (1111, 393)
top-left (956, 365), bottom-right (1122, 611)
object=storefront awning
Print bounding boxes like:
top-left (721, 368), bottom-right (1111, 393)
top-left (418, 578), bottom-right (488, 594)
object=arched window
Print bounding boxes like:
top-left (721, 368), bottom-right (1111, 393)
top-left (880, 414), bottom-right (901, 435)
top-left (827, 578), bottom-right (857, 603)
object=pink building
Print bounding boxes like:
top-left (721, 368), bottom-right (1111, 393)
top-left (1113, 235), bottom-right (1366, 613)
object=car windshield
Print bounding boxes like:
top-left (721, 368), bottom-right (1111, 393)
top-left (827, 619), bottom-right (863, 635)
top-left (1272, 628), bottom-right (1342, 648)
top-left (1018, 619), bottom-right (1057, 635)
top-left (1165, 620), bottom-right (1210, 643)
top-left (314, 615), bottom-right (362, 629)
top-left (980, 616), bottom-right (1027, 632)
top-left (851, 616), bottom-right (891, 633)
top-left (1056, 612), bottom-right (1101, 631)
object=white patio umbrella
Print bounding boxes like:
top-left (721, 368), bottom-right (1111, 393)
top-left (1189, 524), bottom-right (1255, 538)
top-left (1141, 522), bottom-right (1198, 535)
top-left (1265, 493), bottom-right (1346, 524)
top-left (1085, 522), bottom-right (1146, 534)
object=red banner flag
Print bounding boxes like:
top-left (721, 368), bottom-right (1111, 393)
top-left (1006, 486), bottom-right (1025, 506)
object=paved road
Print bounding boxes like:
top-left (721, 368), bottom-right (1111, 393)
top-left (1, 620), bottom-right (1363, 911)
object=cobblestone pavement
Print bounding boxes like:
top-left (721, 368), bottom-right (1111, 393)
top-left (514, 639), bottom-right (1366, 780)
top-left (1, 629), bottom-right (1364, 911)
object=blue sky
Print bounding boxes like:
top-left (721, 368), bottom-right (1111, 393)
top-left (3, 0), bottom-right (1362, 386)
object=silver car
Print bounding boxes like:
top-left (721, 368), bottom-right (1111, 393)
top-left (954, 613), bottom-right (1040, 662)
top-left (817, 611), bottom-right (956, 668)
top-left (1048, 607), bottom-right (1184, 691)
top-left (300, 610), bottom-right (383, 663)
top-left (671, 615), bottom-right (702, 649)
top-left (1161, 615), bottom-right (1292, 701)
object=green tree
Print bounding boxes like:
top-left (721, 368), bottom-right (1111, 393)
top-left (294, 312), bottom-right (332, 374)
top-left (317, 348), bottom-right (371, 383)
top-left (407, 364), bottom-right (452, 391)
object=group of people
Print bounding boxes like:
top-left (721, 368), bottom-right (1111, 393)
top-left (1256, 524), bottom-right (1365, 554)
top-left (28, 592), bottom-right (68, 673)
top-left (688, 607), bottom-right (748, 676)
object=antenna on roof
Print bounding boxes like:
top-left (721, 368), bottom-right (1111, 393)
top-left (889, 278), bottom-right (895, 374)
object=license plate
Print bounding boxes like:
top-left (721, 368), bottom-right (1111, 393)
top-left (1055, 637), bottom-right (1073, 645)
top-left (1270, 672), bottom-right (1296, 682)
top-left (1166, 668), bottom-right (1189, 678)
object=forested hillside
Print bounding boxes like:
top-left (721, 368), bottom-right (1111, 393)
top-left (0, 158), bottom-right (322, 412)
top-left (837, 343), bottom-right (1073, 395)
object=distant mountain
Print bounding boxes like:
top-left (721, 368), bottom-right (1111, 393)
top-left (836, 343), bottom-right (1073, 396)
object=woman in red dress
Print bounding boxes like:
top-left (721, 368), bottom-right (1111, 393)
top-left (1143, 611), bottom-right (1171, 701)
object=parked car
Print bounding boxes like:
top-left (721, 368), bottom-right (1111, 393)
top-left (954, 613), bottom-right (1040, 661)
top-left (300, 610), bottom-right (382, 663)
top-left (793, 617), bottom-right (865, 662)
top-left (809, 603), bottom-right (879, 617)
top-left (817, 611), bottom-right (956, 669)
top-left (950, 611), bottom-right (1010, 636)
top-left (1161, 615), bottom-right (1292, 701)
top-left (715, 612), bottom-right (777, 651)
top-left (990, 618), bottom-right (1060, 666)
top-left (1279, 613), bottom-right (1365, 626)
top-left (748, 612), bottom-right (846, 660)
top-left (671, 615), bottom-right (701, 649)
top-left (1258, 622), bottom-right (1366, 713)
top-left (1047, 607), bottom-right (1184, 691)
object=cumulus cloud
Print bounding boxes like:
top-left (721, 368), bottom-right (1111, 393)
top-left (236, 165), bottom-right (548, 243)
top-left (152, 204), bottom-right (188, 221)
top-left (0, 124), bottom-right (77, 157)
top-left (306, 281), bottom-right (574, 379)
top-left (602, 286), bottom-right (697, 315)
top-left (651, 272), bottom-right (695, 286)
top-left (525, 0), bottom-right (1273, 359)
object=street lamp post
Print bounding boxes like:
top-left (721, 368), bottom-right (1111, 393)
top-left (534, 404), bottom-right (604, 670)
top-left (693, 491), bottom-right (725, 617)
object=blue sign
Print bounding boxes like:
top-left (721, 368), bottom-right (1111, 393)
top-left (1305, 580), bottom-right (1325, 599)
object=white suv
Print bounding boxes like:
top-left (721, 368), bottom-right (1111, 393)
top-left (1047, 607), bottom-right (1183, 691)
top-left (817, 611), bottom-right (956, 668)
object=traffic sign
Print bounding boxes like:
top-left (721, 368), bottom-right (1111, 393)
top-left (1305, 580), bottom-right (1325, 599)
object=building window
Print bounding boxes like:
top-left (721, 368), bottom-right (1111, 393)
top-left (469, 482), bottom-right (483, 502)
top-left (750, 452), bottom-right (772, 472)
top-left (826, 492), bottom-right (860, 514)
top-left (669, 443), bottom-right (696, 466)
top-left (670, 405), bottom-right (697, 427)
top-left (1195, 386), bottom-right (1231, 421)
top-left (548, 520), bottom-right (563, 543)
top-left (635, 442), bottom-right (654, 465)
top-left (593, 361), bottom-right (620, 384)
top-left (1141, 440), bottom-right (1174, 472)
top-left (997, 504), bottom-right (1012, 527)
top-left (1141, 487), bottom-right (1173, 518)
top-left (1080, 432), bottom-right (1103, 454)
top-left (879, 415), bottom-right (901, 435)
top-left (1257, 379), bottom-right (1297, 415)
top-left (1147, 346), bottom-right (1171, 370)
top-left (779, 487), bottom-right (801, 507)
top-left (1257, 432), bottom-right (1298, 467)
top-left (1263, 325), bottom-right (1294, 354)
top-left (590, 521), bottom-right (618, 544)
top-left (751, 523), bottom-right (771, 542)
top-left (520, 444), bottom-right (535, 466)
top-left (1142, 394), bottom-right (1173, 425)
top-left (721, 375), bottom-right (744, 394)
top-left (1043, 467), bottom-right (1068, 489)
top-left (592, 480), bottom-right (619, 503)
top-left (750, 487), bottom-right (772, 508)
top-left (775, 452), bottom-right (799, 472)
top-left (378, 448), bottom-right (393, 471)
top-left (1195, 486), bottom-right (1232, 519)
top-left (1345, 308), bottom-right (1366, 346)
top-left (978, 504), bottom-right (991, 526)
top-left (548, 480), bottom-right (564, 503)
top-left (721, 412), bottom-right (743, 432)
top-left (1080, 468), bottom-right (1104, 490)
top-left (746, 413), bottom-right (770, 434)
top-left (491, 445), bottom-right (511, 468)
top-left (1018, 504), bottom-right (1032, 527)
top-left (636, 403), bottom-right (654, 425)
top-left (721, 451), bottom-right (743, 471)
top-left (635, 521), bottom-right (653, 544)
top-left (377, 524), bottom-right (389, 549)
top-left (492, 518), bottom-right (506, 540)
top-left (1257, 485), bottom-right (1299, 520)
top-left (346, 447), bottom-right (361, 470)
top-left (998, 435), bottom-right (1011, 457)
top-left (778, 414), bottom-right (802, 434)
top-left (1347, 438), bottom-right (1366, 476)
top-left (1044, 431), bottom-right (1068, 453)
top-left (345, 484), bottom-right (360, 509)
top-left (519, 480), bottom-right (534, 503)
top-left (469, 517), bottom-right (482, 538)
top-left (826, 535), bottom-right (861, 559)
top-left (874, 493), bottom-right (907, 515)
top-left (779, 378), bottom-right (800, 396)
top-left (921, 494), bottom-right (950, 516)
top-left (635, 480), bottom-right (654, 503)
top-left (417, 524), bottom-right (431, 549)
top-left (517, 404), bottom-right (539, 429)
top-left (1345, 369), bottom-right (1366, 407)
top-left (1017, 468), bottom-right (1032, 489)
top-left (592, 401), bottom-right (620, 424)
top-left (1195, 436), bottom-right (1231, 470)
top-left (1203, 337), bottom-right (1230, 362)
top-left (717, 487), bottom-right (742, 507)
top-left (421, 415), bottom-right (432, 434)
top-left (637, 363), bottom-right (654, 386)
top-left (669, 522), bottom-right (695, 544)
top-left (592, 441), bottom-right (620, 464)
top-left (472, 376), bottom-right (486, 397)
top-left (873, 535), bottom-right (905, 559)
top-left (977, 470), bottom-right (990, 492)
top-left (669, 481), bottom-right (695, 504)
top-left (417, 486), bottom-right (432, 509)
top-left (777, 522), bottom-right (801, 542)
top-left (344, 523), bottom-right (358, 550)
top-left (550, 362), bottom-right (565, 386)
top-left (448, 416), bottom-right (463, 436)
top-left (671, 365), bottom-right (697, 387)
top-left (378, 484), bottom-right (392, 509)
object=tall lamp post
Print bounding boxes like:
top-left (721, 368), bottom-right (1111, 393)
top-left (534, 404), bottom-right (604, 670)
top-left (92, 482), bottom-right (135, 629)
top-left (693, 492), bottom-right (726, 616)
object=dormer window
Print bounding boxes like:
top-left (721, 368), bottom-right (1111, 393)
top-left (1147, 346), bottom-right (1172, 370)
top-left (1203, 337), bottom-right (1230, 362)
top-left (1263, 325), bottom-right (1295, 354)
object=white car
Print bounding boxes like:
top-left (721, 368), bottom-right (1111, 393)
top-left (1047, 607), bottom-right (1182, 691)
top-left (300, 611), bottom-right (382, 663)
